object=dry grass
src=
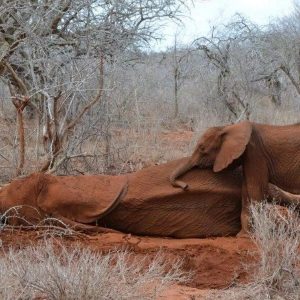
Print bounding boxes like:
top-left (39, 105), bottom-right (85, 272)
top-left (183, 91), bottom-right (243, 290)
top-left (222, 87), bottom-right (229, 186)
top-left (206, 202), bottom-right (300, 300)
top-left (0, 205), bottom-right (85, 240)
top-left (1, 90), bottom-right (300, 183)
top-left (0, 240), bottom-right (190, 300)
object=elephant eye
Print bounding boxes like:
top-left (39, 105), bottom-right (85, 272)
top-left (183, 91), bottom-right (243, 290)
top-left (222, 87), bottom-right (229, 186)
top-left (199, 145), bottom-right (206, 154)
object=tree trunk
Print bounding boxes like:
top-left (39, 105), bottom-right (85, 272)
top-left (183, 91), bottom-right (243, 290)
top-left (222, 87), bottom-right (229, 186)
top-left (11, 96), bottom-right (30, 176)
top-left (174, 66), bottom-right (179, 118)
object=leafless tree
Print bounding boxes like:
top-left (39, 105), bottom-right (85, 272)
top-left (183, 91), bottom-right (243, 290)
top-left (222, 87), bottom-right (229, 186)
top-left (250, 9), bottom-right (300, 100)
top-left (192, 15), bottom-right (258, 121)
top-left (0, 0), bottom-right (187, 175)
top-left (170, 35), bottom-right (192, 118)
top-left (2, 2), bottom-right (300, 182)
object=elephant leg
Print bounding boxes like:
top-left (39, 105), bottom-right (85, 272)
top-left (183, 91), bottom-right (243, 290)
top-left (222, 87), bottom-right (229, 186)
top-left (237, 183), bottom-right (300, 238)
top-left (236, 183), bottom-right (252, 238)
top-left (267, 183), bottom-right (300, 207)
top-left (237, 158), bottom-right (269, 237)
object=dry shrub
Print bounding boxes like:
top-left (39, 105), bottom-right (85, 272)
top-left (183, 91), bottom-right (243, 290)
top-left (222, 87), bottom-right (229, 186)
top-left (206, 202), bottom-right (300, 300)
top-left (0, 206), bottom-right (81, 239)
top-left (0, 241), bottom-right (190, 300)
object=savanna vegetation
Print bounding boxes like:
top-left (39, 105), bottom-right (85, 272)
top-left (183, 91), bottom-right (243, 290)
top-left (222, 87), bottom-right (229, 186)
top-left (1, 1), bottom-right (300, 182)
top-left (0, 1), bottom-right (300, 299)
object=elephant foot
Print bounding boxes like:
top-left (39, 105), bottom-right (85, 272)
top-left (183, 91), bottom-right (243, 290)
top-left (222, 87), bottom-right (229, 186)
top-left (236, 230), bottom-right (250, 239)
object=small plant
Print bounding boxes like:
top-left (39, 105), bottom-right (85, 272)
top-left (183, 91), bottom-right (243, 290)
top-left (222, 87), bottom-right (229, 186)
top-left (206, 202), bottom-right (300, 300)
top-left (0, 241), bottom-right (190, 300)
top-left (0, 206), bottom-right (78, 238)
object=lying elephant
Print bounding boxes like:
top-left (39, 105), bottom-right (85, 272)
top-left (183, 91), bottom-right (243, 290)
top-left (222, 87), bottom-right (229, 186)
top-left (0, 158), bottom-right (299, 238)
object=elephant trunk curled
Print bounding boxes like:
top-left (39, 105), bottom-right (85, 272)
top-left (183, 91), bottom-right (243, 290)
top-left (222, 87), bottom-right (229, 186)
top-left (169, 159), bottom-right (195, 190)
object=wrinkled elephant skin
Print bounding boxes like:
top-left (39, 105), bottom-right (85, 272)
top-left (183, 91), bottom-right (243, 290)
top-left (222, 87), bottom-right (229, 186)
top-left (101, 158), bottom-right (243, 238)
top-left (0, 158), bottom-right (297, 238)
top-left (170, 121), bottom-right (300, 235)
top-left (0, 174), bottom-right (128, 233)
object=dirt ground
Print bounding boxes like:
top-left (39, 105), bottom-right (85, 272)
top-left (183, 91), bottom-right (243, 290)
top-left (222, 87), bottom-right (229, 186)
top-left (0, 229), bottom-right (257, 299)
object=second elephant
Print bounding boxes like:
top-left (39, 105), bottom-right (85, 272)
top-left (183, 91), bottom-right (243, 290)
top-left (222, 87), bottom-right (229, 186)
top-left (170, 121), bottom-right (300, 236)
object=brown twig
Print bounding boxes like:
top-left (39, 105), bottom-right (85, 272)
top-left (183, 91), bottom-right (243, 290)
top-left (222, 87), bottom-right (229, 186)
top-left (65, 54), bottom-right (105, 132)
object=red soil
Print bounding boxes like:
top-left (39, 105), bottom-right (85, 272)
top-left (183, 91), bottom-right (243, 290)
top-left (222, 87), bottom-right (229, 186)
top-left (0, 229), bottom-right (257, 296)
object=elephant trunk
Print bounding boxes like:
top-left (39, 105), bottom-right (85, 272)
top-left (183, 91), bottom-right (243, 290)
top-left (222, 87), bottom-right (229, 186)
top-left (170, 159), bottom-right (195, 190)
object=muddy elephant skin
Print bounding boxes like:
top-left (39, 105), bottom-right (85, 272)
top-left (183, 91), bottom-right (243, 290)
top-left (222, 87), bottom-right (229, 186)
top-left (170, 121), bottom-right (300, 235)
top-left (0, 173), bottom-right (128, 233)
top-left (1, 158), bottom-right (297, 238)
top-left (101, 158), bottom-right (243, 238)
top-left (0, 158), bottom-right (243, 238)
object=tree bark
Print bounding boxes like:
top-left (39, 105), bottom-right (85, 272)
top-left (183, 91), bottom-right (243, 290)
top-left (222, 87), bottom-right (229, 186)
top-left (11, 96), bottom-right (29, 176)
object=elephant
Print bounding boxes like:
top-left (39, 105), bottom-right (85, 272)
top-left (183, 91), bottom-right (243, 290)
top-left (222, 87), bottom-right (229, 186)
top-left (170, 121), bottom-right (300, 236)
top-left (0, 173), bottom-right (128, 233)
top-left (1, 158), bottom-right (299, 238)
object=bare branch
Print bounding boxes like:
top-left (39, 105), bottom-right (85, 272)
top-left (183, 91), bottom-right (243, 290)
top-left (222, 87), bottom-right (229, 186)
top-left (65, 54), bottom-right (105, 132)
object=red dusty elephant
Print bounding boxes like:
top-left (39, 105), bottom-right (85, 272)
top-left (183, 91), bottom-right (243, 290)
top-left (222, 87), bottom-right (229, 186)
top-left (0, 158), bottom-right (299, 238)
top-left (170, 121), bottom-right (300, 236)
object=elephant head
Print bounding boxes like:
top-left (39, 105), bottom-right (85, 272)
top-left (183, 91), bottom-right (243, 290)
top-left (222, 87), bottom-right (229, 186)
top-left (170, 121), bottom-right (252, 190)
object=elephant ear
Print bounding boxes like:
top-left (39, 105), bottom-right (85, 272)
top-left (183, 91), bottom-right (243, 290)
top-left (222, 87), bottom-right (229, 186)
top-left (213, 121), bottom-right (252, 172)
